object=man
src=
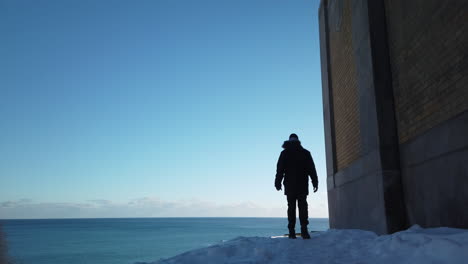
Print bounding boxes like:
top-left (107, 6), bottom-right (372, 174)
top-left (275, 133), bottom-right (318, 239)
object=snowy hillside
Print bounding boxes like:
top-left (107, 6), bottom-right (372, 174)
top-left (147, 225), bottom-right (468, 264)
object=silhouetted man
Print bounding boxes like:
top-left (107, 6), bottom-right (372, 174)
top-left (275, 133), bottom-right (318, 239)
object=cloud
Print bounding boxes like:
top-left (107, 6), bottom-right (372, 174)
top-left (87, 199), bottom-right (112, 205)
top-left (0, 197), bottom-right (276, 219)
top-left (0, 197), bottom-right (328, 219)
top-left (0, 199), bottom-right (32, 208)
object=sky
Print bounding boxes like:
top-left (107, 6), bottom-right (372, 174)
top-left (0, 0), bottom-right (327, 219)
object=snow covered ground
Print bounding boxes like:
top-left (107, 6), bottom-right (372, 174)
top-left (148, 225), bottom-right (468, 264)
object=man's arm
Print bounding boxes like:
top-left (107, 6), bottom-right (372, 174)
top-left (307, 152), bottom-right (318, 192)
top-left (275, 151), bottom-right (285, 191)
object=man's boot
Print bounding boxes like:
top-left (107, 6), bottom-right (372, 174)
top-left (288, 228), bottom-right (297, 239)
top-left (301, 227), bottom-right (311, 239)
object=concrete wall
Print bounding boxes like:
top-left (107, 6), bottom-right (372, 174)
top-left (400, 111), bottom-right (468, 228)
top-left (385, 0), bottom-right (468, 228)
top-left (320, 0), bottom-right (407, 234)
top-left (319, 0), bottom-right (468, 233)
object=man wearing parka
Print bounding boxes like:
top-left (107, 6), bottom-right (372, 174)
top-left (275, 133), bottom-right (318, 239)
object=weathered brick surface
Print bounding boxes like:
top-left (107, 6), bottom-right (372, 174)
top-left (329, 0), bottom-right (361, 171)
top-left (384, 0), bottom-right (468, 143)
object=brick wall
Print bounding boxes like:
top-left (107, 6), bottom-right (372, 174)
top-left (385, 0), bottom-right (468, 144)
top-left (329, 0), bottom-right (361, 171)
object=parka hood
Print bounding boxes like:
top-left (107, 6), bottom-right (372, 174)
top-left (282, 140), bottom-right (302, 149)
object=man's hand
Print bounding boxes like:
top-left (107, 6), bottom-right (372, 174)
top-left (313, 186), bottom-right (318, 193)
top-left (275, 183), bottom-right (282, 191)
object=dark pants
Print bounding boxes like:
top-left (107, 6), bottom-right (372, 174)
top-left (287, 194), bottom-right (309, 230)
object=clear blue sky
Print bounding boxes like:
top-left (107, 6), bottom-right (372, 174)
top-left (0, 0), bottom-right (327, 218)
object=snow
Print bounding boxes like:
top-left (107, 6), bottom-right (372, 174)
top-left (148, 225), bottom-right (468, 264)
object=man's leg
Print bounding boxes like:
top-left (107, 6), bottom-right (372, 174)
top-left (297, 195), bottom-right (309, 227)
top-left (298, 195), bottom-right (310, 239)
top-left (286, 195), bottom-right (297, 238)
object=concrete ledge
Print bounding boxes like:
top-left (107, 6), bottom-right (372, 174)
top-left (331, 149), bottom-right (380, 190)
top-left (327, 175), bottom-right (335, 190)
top-left (400, 110), bottom-right (468, 228)
top-left (400, 110), bottom-right (468, 168)
top-left (328, 171), bottom-right (387, 234)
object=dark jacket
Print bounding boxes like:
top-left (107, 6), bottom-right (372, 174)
top-left (275, 140), bottom-right (318, 196)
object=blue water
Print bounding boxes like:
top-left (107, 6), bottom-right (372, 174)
top-left (1, 218), bottom-right (329, 264)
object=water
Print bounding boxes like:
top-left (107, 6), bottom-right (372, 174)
top-left (1, 218), bottom-right (329, 264)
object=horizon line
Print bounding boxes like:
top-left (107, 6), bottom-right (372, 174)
top-left (0, 216), bottom-right (330, 221)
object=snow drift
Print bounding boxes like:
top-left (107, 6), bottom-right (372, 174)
top-left (147, 225), bottom-right (468, 264)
